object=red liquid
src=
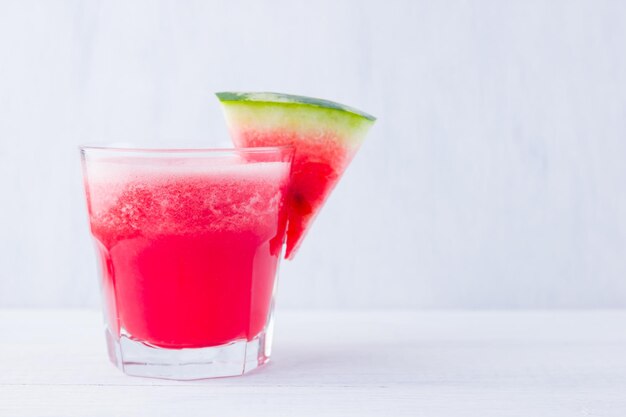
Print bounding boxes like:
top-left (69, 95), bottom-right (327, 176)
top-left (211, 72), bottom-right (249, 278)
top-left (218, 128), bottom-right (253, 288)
top-left (84, 158), bottom-right (290, 349)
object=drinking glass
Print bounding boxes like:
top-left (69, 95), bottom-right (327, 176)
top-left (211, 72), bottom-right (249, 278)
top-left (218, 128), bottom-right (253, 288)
top-left (80, 145), bottom-right (293, 380)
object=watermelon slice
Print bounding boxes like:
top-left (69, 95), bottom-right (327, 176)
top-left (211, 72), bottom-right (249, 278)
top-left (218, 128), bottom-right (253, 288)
top-left (216, 92), bottom-right (375, 259)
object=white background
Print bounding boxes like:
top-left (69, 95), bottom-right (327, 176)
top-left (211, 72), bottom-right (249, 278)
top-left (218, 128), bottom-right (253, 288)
top-left (0, 0), bottom-right (624, 309)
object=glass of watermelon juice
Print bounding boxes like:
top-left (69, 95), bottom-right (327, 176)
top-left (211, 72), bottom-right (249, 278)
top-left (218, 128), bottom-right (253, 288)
top-left (80, 145), bottom-right (293, 380)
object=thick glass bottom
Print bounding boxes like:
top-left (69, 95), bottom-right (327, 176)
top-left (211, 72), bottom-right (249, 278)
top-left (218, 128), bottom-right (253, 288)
top-left (105, 329), bottom-right (271, 380)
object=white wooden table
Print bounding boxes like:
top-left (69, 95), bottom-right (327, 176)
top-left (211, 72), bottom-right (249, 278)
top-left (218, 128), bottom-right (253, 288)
top-left (1, 310), bottom-right (625, 416)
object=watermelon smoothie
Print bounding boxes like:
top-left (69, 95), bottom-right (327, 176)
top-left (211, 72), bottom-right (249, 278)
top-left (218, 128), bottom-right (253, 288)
top-left (81, 146), bottom-right (292, 379)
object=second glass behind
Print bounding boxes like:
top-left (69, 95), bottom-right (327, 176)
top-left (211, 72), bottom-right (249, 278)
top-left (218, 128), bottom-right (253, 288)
top-left (80, 146), bottom-right (293, 380)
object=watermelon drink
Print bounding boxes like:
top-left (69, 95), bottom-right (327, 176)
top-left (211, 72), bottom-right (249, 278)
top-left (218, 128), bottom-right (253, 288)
top-left (81, 146), bottom-right (292, 379)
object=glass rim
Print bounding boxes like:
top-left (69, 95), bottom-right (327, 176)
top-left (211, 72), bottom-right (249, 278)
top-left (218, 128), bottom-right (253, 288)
top-left (79, 144), bottom-right (293, 155)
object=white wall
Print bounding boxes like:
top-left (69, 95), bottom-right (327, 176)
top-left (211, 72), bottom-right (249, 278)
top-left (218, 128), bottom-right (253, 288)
top-left (1, 0), bottom-right (625, 309)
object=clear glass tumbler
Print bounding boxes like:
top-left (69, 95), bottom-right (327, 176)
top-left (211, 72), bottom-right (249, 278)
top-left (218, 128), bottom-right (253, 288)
top-left (80, 146), bottom-right (293, 380)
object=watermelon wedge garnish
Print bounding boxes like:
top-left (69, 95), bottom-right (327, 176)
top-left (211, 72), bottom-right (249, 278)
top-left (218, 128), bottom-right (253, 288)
top-left (216, 92), bottom-right (375, 259)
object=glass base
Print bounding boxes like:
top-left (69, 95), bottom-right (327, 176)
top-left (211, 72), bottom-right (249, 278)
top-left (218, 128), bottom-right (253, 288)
top-left (105, 330), bottom-right (270, 380)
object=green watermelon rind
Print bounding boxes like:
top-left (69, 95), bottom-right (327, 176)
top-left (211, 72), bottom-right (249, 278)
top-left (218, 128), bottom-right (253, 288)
top-left (216, 92), bottom-right (376, 147)
top-left (216, 91), bottom-right (376, 122)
